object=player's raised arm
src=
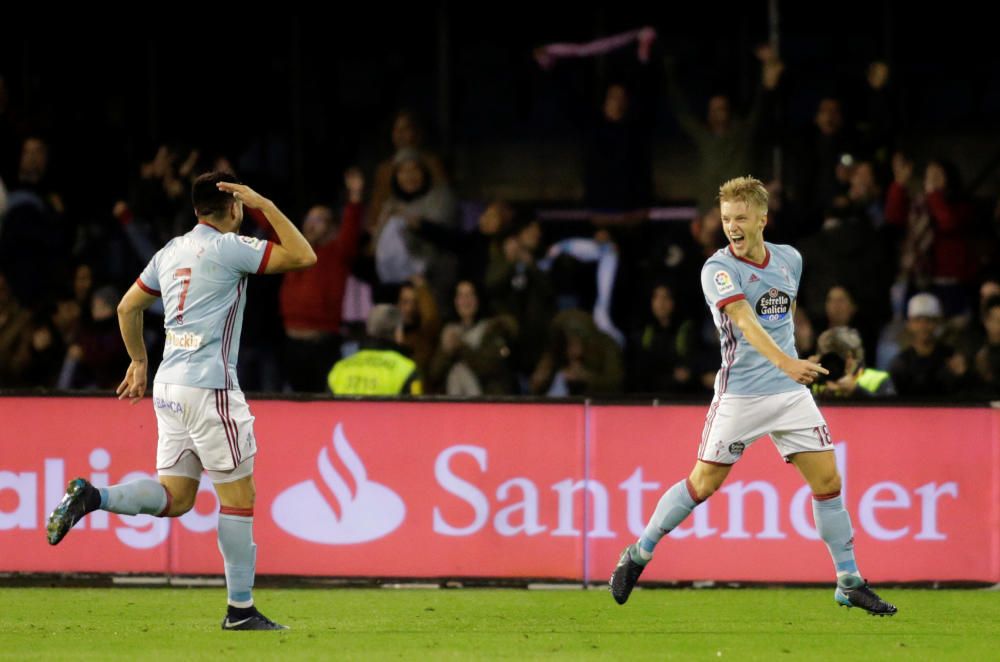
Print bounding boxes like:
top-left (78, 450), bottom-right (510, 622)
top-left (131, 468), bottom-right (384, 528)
top-left (116, 283), bottom-right (159, 404)
top-left (722, 298), bottom-right (828, 385)
top-left (216, 182), bottom-right (317, 273)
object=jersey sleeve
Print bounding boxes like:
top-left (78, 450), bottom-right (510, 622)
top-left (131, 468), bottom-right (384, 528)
top-left (217, 233), bottom-right (275, 275)
top-left (701, 257), bottom-right (745, 310)
top-left (136, 251), bottom-right (162, 296)
top-left (790, 247), bottom-right (804, 288)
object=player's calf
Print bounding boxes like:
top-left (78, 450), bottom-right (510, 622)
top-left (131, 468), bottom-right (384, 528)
top-left (47, 477), bottom-right (180, 546)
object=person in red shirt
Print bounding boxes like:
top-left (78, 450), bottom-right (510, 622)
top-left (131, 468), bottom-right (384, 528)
top-left (886, 153), bottom-right (976, 315)
top-left (279, 169), bottom-right (365, 391)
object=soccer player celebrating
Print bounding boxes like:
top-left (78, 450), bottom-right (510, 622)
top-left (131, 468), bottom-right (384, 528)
top-left (610, 176), bottom-right (896, 616)
top-left (47, 172), bottom-right (317, 630)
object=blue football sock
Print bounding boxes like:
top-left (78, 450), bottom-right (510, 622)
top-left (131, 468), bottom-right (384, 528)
top-left (218, 511), bottom-right (256, 607)
top-left (100, 480), bottom-right (169, 516)
top-left (631, 479), bottom-right (701, 565)
top-left (813, 493), bottom-right (862, 586)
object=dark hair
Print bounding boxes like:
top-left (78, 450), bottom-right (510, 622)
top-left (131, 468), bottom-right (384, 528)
top-left (390, 157), bottom-right (432, 202)
top-left (453, 279), bottom-right (482, 323)
top-left (984, 295), bottom-right (1000, 317)
top-left (191, 171), bottom-right (241, 218)
top-left (928, 157), bottom-right (964, 197)
top-left (391, 108), bottom-right (428, 146)
top-left (826, 283), bottom-right (856, 303)
top-left (650, 281), bottom-right (674, 298)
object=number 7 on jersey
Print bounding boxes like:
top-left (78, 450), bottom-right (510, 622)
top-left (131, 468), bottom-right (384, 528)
top-left (174, 268), bottom-right (192, 324)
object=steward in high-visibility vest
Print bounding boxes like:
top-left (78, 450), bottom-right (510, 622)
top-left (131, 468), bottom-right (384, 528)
top-left (328, 303), bottom-right (422, 396)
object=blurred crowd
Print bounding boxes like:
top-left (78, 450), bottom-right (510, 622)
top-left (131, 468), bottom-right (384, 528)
top-left (2, 47), bottom-right (999, 401)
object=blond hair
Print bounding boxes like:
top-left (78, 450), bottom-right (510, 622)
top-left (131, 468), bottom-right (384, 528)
top-left (718, 176), bottom-right (768, 214)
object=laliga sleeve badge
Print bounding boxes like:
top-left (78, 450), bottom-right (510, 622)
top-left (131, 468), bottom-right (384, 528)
top-left (714, 270), bottom-right (735, 295)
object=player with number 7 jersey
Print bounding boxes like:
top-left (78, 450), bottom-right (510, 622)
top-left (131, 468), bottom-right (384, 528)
top-left (140, 214), bottom-right (267, 391)
top-left (46, 172), bottom-right (317, 630)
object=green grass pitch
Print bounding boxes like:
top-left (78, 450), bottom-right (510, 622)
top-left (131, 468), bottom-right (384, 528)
top-left (1, 587), bottom-right (998, 660)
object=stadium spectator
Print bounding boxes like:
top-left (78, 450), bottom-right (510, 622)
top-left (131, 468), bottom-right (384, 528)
top-left (664, 47), bottom-right (783, 213)
top-left (67, 286), bottom-right (130, 389)
top-left (541, 229), bottom-right (624, 345)
top-left (972, 295), bottom-right (1000, 397)
top-left (15, 136), bottom-right (61, 208)
top-left (486, 219), bottom-right (555, 380)
top-left (812, 326), bottom-right (895, 398)
top-left (816, 284), bottom-right (878, 362)
top-left (21, 308), bottom-right (66, 388)
top-left (372, 148), bottom-right (458, 306)
top-left (628, 283), bottom-right (696, 393)
top-left (0, 136), bottom-right (70, 303)
top-left (583, 82), bottom-right (652, 211)
top-left (279, 168), bottom-right (365, 392)
top-left (427, 280), bottom-right (518, 395)
top-left (823, 285), bottom-right (857, 329)
top-left (407, 200), bottom-right (513, 291)
top-left (72, 263), bottom-right (95, 324)
top-left (950, 275), bottom-right (1000, 361)
top-left (328, 304), bottom-right (422, 396)
top-left (828, 160), bottom-right (884, 228)
top-left (788, 62), bottom-right (894, 236)
top-left (887, 154), bottom-right (977, 315)
top-left (398, 276), bottom-right (441, 380)
top-left (0, 271), bottom-right (31, 385)
top-left (644, 209), bottom-right (718, 316)
top-left (798, 208), bottom-right (893, 343)
top-left (129, 145), bottom-right (192, 245)
top-left (530, 309), bottom-right (624, 396)
top-left (369, 110), bottom-right (449, 229)
top-left (890, 293), bottom-right (967, 397)
top-left (795, 305), bottom-right (816, 358)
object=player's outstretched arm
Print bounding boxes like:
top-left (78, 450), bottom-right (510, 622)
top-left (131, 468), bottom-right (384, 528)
top-left (217, 182), bottom-right (317, 273)
top-left (116, 284), bottom-right (159, 404)
top-left (722, 299), bottom-right (828, 386)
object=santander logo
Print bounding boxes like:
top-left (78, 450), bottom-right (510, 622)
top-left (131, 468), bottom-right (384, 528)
top-left (272, 423), bottom-right (405, 544)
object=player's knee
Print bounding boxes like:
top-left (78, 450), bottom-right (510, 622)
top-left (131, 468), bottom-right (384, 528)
top-left (687, 473), bottom-right (723, 501)
top-left (241, 481), bottom-right (256, 507)
top-left (166, 489), bottom-right (197, 517)
top-left (217, 481), bottom-right (255, 511)
top-left (692, 480), bottom-right (719, 501)
top-left (689, 462), bottom-right (730, 501)
top-left (814, 473), bottom-right (842, 496)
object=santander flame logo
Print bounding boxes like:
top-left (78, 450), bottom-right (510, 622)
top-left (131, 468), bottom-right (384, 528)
top-left (272, 423), bottom-right (405, 544)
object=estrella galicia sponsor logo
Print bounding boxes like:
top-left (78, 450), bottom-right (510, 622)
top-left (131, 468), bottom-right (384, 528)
top-left (756, 288), bottom-right (791, 321)
top-left (728, 441), bottom-right (745, 457)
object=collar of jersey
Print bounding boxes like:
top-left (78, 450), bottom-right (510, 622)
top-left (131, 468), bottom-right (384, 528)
top-left (197, 221), bottom-right (223, 233)
top-left (727, 244), bottom-right (770, 269)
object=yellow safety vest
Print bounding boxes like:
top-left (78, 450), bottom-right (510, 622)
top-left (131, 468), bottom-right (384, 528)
top-left (328, 350), bottom-right (422, 396)
top-left (856, 368), bottom-right (890, 395)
